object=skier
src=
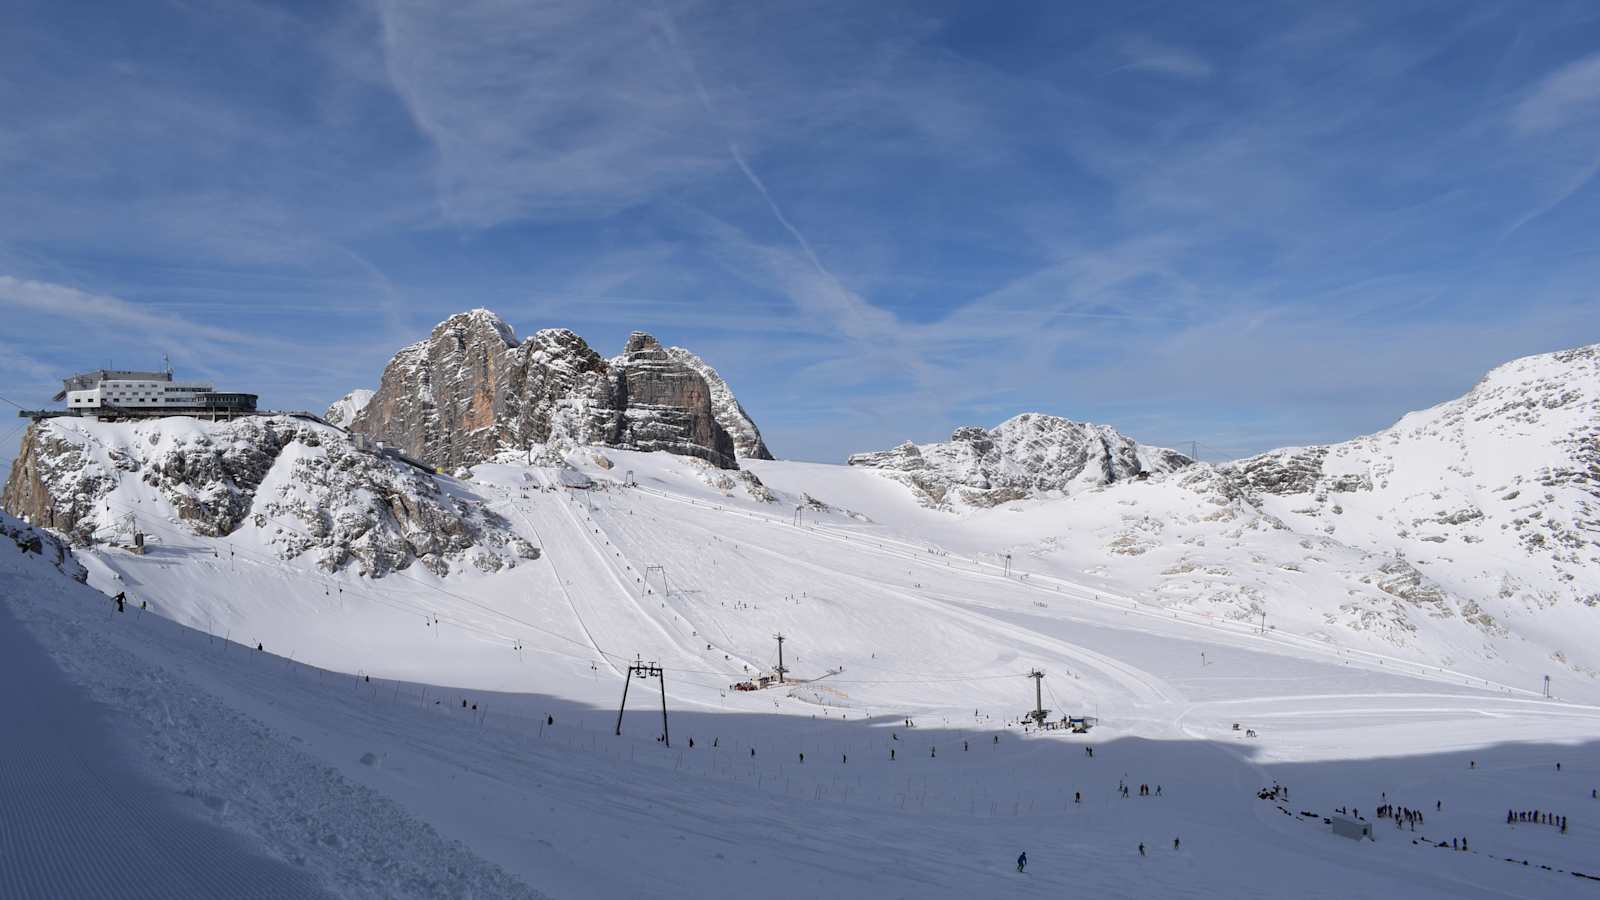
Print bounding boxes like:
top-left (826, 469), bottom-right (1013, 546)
top-left (713, 737), bottom-right (718, 748)
top-left (890, 748), bottom-right (896, 761)
top-left (256, 642), bottom-right (263, 651)
top-left (1138, 843), bottom-right (1145, 857)
top-left (750, 748), bottom-right (755, 758)
top-left (1016, 851), bottom-right (1027, 873)
top-left (1156, 785), bottom-right (1162, 797)
top-left (1173, 837), bottom-right (1180, 850)
top-left (547, 714), bottom-right (554, 726)
top-left (688, 738), bottom-right (694, 749)
top-left (931, 747), bottom-right (936, 758)
top-left (842, 754), bottom-right (847, 764)
top-left (798, 753), bottom-right (804, 764)
top-left (113, 592), bottom-right (125, 613)
top-left (964, 741), bottom-right (969, 752)
top-left (993, 735), bottom-right (999, 745)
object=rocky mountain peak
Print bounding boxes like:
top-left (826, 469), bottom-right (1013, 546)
top-left (346, 311), bottom-right (766, 471)
top-left (623, 331), bottom-right (663, 354)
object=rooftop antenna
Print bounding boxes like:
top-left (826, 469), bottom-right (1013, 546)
top-left (163, 352), bottom-right (172, 377)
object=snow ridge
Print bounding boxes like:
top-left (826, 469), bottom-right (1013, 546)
top-left (848, 413), bottom-right (1192, 509)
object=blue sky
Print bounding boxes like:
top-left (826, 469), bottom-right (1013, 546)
top-left (3, 1), bottom-right (1599, 465)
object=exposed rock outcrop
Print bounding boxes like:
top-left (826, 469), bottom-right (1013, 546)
top-left (665, 347), bottom-right (773, 460)
top-left (848, 413), bottom-right (1192, 508)
top-left (1, 416), bottom-right (537, 578)
top-left (347, 311), bottom-right (757, 471)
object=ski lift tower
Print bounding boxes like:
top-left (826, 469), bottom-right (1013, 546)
top-left (1025, 669), bottom-right (1049, 726)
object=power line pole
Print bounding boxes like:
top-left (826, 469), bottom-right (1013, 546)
top-left (1543, 674), bottom-right (1551, 698)
top-left (615, 657), bottom-right (669, 747)
top-left (1024, 669), bottom-right (1049, 723)
top-left (774, 633), bottom-right (788, 683)
top-left (1190, 440), bottom-right (1198, 461)
top-left (1003, 552), bottom-right (1012, 577)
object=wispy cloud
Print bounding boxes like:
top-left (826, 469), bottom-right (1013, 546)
top-left (1107, 36), bottom-right (1214, 80)
top-left (1514, 52), bottom-right (1600, 134)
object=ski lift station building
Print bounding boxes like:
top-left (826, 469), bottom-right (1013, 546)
top-left (52, 369), bottom-right (257, 419)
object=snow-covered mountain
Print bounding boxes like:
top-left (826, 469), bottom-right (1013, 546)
top-left (346, 309), bottom-right (768, 472)
top-left (847, 413), bottom-right (1193, 508)
top-left (941, 343), bottom-right (1600, 674)
top-left (323, 388), bottom-right (373, 428)
top-left (1, 415), bottom-right (537, 578)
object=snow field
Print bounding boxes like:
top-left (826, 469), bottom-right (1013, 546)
top-left (10, 439), bottom-right (1600, 898)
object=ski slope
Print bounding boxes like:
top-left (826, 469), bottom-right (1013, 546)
top-left (5, 444), bottom-right (1600, 898)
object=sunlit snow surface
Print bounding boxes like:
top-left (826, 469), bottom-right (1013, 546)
top-left (4, 439), bottom-right (1598, 899)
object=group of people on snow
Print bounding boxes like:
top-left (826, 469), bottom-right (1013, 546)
top-left (1509, 809), bottom-right (1568, 833)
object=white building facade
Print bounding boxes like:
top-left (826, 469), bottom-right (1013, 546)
top-left (67, 378), bottom-right (216, 412)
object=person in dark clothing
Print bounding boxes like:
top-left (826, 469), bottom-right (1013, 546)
top-left (798, 753), bottom-right (804, 763)
top-left (113, 592), bottom-right (125, 612)
top-left (750, 748), bottom-right (755, 758)
top-left (1075, 791), bottom-right (1081, 804)
top-left (890, 748), bottom-right (896, 761)
top-left (688, 738), bottom-right (694, 749)
top-left (1138, 843), bottom-right (1145, 857)
top-left (256, 642), bottom-right (263, 651)
top-left (1173, 837), bottom-right (1180, 850)
top-left (1016, 852), bottom-right (1027, 873)
top-left (547, 714), bottom-right (554, 726)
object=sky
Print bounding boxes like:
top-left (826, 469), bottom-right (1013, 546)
top-left (2, 0), bottom-right (1598, 466)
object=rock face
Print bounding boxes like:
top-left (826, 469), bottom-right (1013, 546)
top-left (1, 416), bottom-right (536, 578)
top-left (848, 413), bottom-right (1192, 508)
top-left (665, 347), bottom-right (773, 460)
top-left (347, 310), bottom-right (759, 471)
top-left (324, 389), bottom-right (374, 428)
